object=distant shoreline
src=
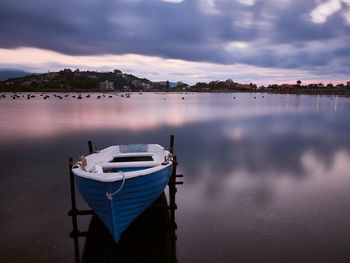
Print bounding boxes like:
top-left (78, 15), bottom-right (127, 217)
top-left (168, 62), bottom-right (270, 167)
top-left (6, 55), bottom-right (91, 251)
top-left (0, 90), bottom-right (349, 97)
top-left (1, 69), bottom-right (349, 96)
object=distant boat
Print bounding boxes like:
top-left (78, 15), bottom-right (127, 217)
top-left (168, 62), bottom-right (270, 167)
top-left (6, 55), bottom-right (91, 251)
top-left (72, 144), bottom-right (173, 243)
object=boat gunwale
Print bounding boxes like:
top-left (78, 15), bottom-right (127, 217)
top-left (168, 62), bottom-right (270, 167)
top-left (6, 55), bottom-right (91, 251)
top-left (72, 144), bottom-right (172, 182)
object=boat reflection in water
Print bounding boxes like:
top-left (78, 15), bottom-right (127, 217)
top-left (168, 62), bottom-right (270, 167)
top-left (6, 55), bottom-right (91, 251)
top-left (80, 192), bottom-right (177, 263)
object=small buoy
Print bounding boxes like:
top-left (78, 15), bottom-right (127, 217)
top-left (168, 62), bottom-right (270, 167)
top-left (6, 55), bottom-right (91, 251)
top-left (182, 97), bottom-right (184, 100)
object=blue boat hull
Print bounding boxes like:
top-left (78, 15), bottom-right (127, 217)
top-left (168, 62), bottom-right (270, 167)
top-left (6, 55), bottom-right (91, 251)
top-left (75, 166), bottom-right (171, 242)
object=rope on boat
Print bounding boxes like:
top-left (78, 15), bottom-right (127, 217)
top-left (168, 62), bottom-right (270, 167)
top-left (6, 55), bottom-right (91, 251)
top-left (74, 155), bottom-right (87, 171)
top-left (106, 171), bottom-right (125, 200)
top-left (162, 153), bottom-right (173, 165)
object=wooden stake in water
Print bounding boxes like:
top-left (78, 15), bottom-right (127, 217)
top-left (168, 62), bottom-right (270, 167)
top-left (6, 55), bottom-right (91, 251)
top-left (68, 157), bottom-right (80, 263)
top-left (88, 140), bottom-right (93, 154)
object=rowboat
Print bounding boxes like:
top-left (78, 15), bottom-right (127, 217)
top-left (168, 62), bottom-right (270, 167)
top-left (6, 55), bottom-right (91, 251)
top-left (72, 144), bottom-right (173, 243)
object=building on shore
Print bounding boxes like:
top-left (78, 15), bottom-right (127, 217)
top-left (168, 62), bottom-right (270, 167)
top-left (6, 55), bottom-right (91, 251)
top-left (100, 80), bottom-right (114, 91)
top-left (131, 79), bottom-right (151, 90)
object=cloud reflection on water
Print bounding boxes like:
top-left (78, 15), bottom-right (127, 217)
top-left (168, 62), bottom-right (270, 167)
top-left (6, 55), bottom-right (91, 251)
top-left (0, 93), bottom-right (348, 141)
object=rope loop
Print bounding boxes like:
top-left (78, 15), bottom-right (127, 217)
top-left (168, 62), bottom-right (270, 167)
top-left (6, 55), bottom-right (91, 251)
top-left (162, 153), bottom-right (173, 165)
top-left (74, 155), bottom-right (87, 171)
top-left (106, 171), bottom-right (125, 200)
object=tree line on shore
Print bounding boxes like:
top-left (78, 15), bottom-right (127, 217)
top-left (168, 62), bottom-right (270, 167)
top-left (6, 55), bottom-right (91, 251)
top-left (0, 69), bottom-right (349, 95)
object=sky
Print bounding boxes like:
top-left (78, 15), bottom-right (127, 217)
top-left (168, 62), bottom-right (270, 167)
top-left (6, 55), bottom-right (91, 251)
top-left (0, 0), bottom-right (350, 85)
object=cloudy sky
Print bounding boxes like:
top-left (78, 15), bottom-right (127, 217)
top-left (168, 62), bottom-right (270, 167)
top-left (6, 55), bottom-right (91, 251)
top-left (0, 0), bottom-right (349, 85)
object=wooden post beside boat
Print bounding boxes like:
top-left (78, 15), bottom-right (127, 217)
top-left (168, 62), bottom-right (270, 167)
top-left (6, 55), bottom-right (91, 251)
top-left (68, 157), bottom-right (79, 237)
top-left (88, 140), bottom-right (93, 154)
top-left (170, 134), bottom-right (174, 154)
top-left (68, 157), bottom-right (80, 263)
top-left (168, 134), bottom-right (184, 229)
top-left (169, 155), bottom-right (178, 229)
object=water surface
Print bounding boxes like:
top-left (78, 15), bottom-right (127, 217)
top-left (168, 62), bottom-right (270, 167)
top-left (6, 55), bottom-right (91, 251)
top-left (0, 92), bottom-right (350, 262)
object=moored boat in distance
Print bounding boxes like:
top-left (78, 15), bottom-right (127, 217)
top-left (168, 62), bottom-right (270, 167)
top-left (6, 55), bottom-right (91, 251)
top-left (72, 144), bottom-right (173, 243)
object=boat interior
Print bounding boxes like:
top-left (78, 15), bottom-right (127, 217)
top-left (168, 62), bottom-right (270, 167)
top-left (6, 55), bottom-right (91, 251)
top-left (83, 144), bottom-right (169, 174)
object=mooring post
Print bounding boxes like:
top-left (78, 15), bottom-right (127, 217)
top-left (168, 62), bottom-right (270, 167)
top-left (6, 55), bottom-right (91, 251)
top-left (169, 134), bottom-right (174, 154)
top-left (88, 140), bottom-right (93, 154)
top-left (68, 157), bottom-right (80, 263)
top-left (169, 155), bottom-right (178, 229)
top-left (69, 157), bottom-right (79, 236)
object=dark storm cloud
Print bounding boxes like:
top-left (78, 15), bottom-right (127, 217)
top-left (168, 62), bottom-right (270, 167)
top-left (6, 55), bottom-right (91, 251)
top-left (0, 0), bottom-right (349, 73)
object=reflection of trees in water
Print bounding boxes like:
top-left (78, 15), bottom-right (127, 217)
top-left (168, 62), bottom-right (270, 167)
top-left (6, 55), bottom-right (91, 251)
top-left (81, 193), bottom-right (177, 263)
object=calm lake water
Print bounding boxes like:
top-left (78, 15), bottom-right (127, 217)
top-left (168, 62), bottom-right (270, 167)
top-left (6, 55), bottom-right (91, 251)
top-left (1, 92), bottom-right (350, 263)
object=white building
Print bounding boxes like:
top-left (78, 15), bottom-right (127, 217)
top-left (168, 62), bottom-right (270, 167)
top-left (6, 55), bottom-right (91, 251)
top-left (100, 80), bottom-right (114, 91)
